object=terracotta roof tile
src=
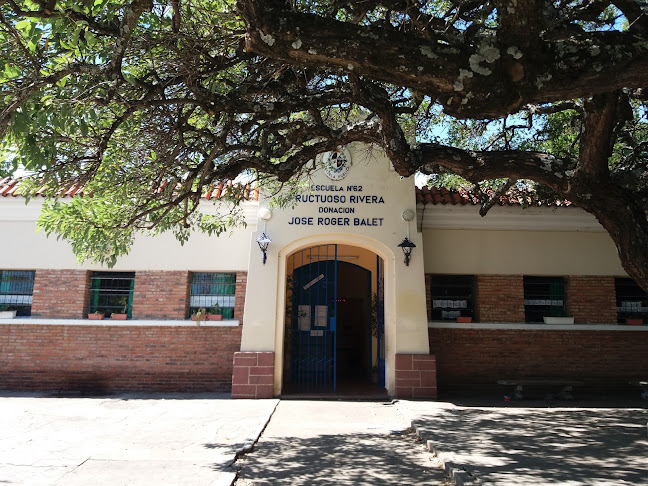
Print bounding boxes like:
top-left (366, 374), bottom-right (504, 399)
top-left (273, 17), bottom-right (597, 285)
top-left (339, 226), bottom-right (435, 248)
top-left (0, 177), bottom-right (258, 201)
top-left (415, 186), bottom-right (572, 207)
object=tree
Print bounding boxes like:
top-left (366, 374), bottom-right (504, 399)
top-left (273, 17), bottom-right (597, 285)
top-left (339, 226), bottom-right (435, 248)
top-left (1, 1), bottom-right (647, 289)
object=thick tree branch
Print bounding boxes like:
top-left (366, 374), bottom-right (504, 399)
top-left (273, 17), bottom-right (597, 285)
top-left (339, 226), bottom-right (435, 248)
top-left (238, 0), bottom-right (648, 118)
top-left (576, 92), bottom-right (618, 179)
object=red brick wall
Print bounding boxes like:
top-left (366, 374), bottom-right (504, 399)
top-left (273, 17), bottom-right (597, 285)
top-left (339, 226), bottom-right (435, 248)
top-left (31, 270), bottom-right (90, 318)
top-left (429, 327), bottom-right (648, 392)
top-left (132, 271), bottom-right (190, 319)
top-left (234, 271), bottom-right (247, 319)
top-left (476, 275), bottom-right (525, 322)
top-left (566, 276), bottom-right (617, 323)
top-left (395, 354), bottom-right (437, 399)
top-left (231, 352), bottom-right (274, 398)
top-left (0, 324), bottom-right (242, 393)
top-left (425, 274), bottom-right (432, 321)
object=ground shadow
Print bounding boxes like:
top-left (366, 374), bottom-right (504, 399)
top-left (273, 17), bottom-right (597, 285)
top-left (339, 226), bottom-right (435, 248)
top-left (230, 429), bottom-right (448, 485)
top-left (410, 401), bottom-right (648, 485)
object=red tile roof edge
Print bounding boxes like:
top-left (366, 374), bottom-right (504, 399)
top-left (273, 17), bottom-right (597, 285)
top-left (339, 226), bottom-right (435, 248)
top-left (415, 186), bottom-right (573, 208)
top-left (0, 177), bottom-right (568, 207)
top-left (0, 177), bottom-right (260, 201)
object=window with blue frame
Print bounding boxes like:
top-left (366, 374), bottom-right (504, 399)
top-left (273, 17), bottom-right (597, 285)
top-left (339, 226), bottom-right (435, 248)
top-left (0, 270), bottom-right (35, 316)
top-left (190, 272), bottom-right (236, 319)
top-left (89, 272), bottom-right (135, 317)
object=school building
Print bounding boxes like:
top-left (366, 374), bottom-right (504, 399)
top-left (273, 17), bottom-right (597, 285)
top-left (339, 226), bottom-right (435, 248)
top-left (1, 145), bottom-right (646, 399)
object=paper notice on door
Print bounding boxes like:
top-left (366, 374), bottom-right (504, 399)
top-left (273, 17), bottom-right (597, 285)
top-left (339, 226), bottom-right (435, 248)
top-left (298, 305), bottom-right (310, 330)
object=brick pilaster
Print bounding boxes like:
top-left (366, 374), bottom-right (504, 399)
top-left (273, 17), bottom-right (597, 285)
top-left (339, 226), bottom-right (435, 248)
top-left (425, 274), bottom-right (432, 321)
top-left (231, 352), bottom-right (274, 398)
top-left (566, 276), bottom-right (617, 323)
top-left (132, 271), bottom-right (189, 319)
top-left (31, 270), bottom-right (90, 318)
top-left (476, 275), bottom-right (525, 322)
top-left (234, 271), bottom-right (247, 321)
top-left (394, 354), bottom-right (437, 399)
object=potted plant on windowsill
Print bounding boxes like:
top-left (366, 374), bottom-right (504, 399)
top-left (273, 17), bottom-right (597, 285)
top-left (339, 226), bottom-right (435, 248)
top-left (207, 303), bottom-right (223, 321)
top-left (88, 310), bottom-right (105, 320)
top-left (191, 307), bottom-right (207, 325)
top-left (543, 308), bottom-right (574, 324)
top-left (0, 305), bottom-right (17, 319)
top-left (111, 308), bottom-right (128, 320)
top-left (626, 314), bottom-right (643, 325)
top-left (111, 298), bottom-right (129, 320)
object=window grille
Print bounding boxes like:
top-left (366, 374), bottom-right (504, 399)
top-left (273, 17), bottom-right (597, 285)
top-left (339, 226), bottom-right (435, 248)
top-left (190, 272), bottom-right (236, 319)
top-left (523, 276), bottom-right (566, 323)
top-left (429, 275), bottom-right (474, 321)
top-left (615, 277), bottom-right (648, 324)
top-left (0, 270), bottom-right (35, 317)
top-left (89, 272), bottom-right (135, 317)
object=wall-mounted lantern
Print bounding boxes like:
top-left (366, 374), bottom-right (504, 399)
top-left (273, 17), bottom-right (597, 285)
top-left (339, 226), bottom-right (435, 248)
top-left (398, 208), bottom-right (416, 266)
top-left (257, 208), bottom-right (272, 265)
top-left (397, 237), bottom-right (416, 266)
top-left (256, 233), bottom-right (271, 264)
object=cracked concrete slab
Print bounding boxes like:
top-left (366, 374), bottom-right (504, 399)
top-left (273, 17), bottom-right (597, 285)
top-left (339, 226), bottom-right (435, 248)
top-left (0, 393), bottom-right (278, 486)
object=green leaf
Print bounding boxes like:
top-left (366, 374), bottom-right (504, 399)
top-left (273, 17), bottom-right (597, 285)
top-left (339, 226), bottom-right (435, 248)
top-left (15, 20), bottom-right (31, 31)
top-left (80, 119), bottom-right (89, 136)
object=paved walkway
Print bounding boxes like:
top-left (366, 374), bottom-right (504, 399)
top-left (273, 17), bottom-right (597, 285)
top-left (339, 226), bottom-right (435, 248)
top-left (2, 393), bottom-right (647, 485)
top-left (402, 397), bottom-right (648, 486)
top-left (0, 393), bottom-right (278, 486)
top-left (234, 400), bottom-right (449, 485)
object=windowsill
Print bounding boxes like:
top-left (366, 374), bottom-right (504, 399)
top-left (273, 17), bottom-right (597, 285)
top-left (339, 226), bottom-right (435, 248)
top-left (428, 321), bottom-right (646, 331)
top-left (0, 317), bottom-right (240, 327)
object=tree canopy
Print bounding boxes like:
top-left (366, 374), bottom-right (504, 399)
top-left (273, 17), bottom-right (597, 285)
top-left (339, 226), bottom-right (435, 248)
top-left (1, 0), bottom-right (648, 288)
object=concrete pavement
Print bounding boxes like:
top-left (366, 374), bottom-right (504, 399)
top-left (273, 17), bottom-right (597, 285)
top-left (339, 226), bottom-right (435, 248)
top-left (0, 393), bottom-right (278, 486)
top-left (234, 400), bottom-right (449, 485)
top-left (2, 392), bottom-right (647, 485)
top-left (402, 397), bottom-right (648, 486)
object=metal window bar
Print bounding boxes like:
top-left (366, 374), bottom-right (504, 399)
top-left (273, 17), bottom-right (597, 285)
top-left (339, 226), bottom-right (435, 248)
top-left (429, 275), bottom-right (475, 320)
top-left (0, 270), bottom-right (35, 317)
top-left (615, 277), bottom-right (648, 324)
top-left (189, 272), bottom-right (236, 319)
top-left (89, 272), bottom-right (135, 317)
top-left (523, 276), bottom-right (566, 323)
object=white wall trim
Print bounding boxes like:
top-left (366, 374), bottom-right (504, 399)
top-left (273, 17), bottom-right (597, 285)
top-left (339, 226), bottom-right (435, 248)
top-left (428, 321), bottom-right (646, 331)
top-left (0, 318), bottom-right (240, 327)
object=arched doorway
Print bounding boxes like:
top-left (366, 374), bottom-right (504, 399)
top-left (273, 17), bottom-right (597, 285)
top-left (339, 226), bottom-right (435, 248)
top-left (282, 244), bottom-right (385, 396)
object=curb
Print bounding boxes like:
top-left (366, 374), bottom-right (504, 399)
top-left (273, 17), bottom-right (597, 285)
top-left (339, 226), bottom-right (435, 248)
top-left (412, 423), bottom-right (485, 486)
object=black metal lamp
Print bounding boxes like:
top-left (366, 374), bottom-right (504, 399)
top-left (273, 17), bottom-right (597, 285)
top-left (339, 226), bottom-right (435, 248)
top-left (256, 232), bottom-right (271, 264)
top-left (397, 237), bottom-right (416, 266)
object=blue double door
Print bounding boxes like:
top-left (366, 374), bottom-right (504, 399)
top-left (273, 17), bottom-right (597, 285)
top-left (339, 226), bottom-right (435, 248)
top-left (286, 245), bottom-right (385, 392)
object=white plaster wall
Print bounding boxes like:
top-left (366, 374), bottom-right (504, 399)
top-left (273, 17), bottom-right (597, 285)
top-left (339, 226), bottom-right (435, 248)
top-left (0, 198), bottom-right (256, 271)
top-left (422, 228), bottom-right (625, 276)
top-left (240, 145), bottom-right (430, 395)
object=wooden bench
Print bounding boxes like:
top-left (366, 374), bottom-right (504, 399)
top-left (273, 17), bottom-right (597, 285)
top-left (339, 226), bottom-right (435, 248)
top-left (629, 380), bottom-right (648, 400)
top-left (498, 379), bottom-right (584, 400)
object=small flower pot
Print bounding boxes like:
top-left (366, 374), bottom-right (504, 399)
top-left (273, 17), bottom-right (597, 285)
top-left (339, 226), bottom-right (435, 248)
top-left (207, 314), bottom-right (223, 321)
top-left (626, 318), bottom-right (643, 325)
top-left (456, 316), bottom-right (472, 323)
top-left (191, 315), bottom-right (206, 322)
top-left (88, 313), bottom-right (105, 320)
top-left (111, 313), bottom-right (128, 320)
top-left (0, 310), bottom-right (17, 319)
top-left (543, 316), bottom-right (574, 324)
